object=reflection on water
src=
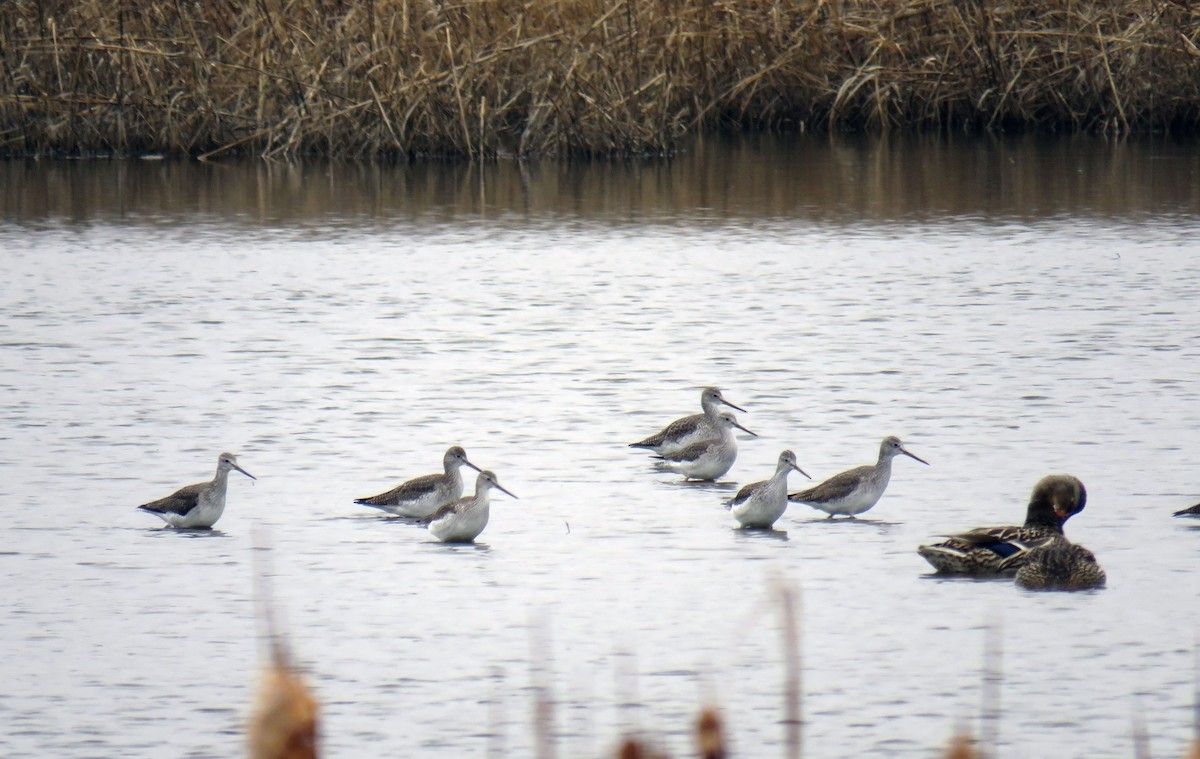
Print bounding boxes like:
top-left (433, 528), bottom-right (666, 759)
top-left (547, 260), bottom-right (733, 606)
top-left (2, 133), bottom-right (1199, 224)
top-left (0, 135), bottom-right (1199, 759)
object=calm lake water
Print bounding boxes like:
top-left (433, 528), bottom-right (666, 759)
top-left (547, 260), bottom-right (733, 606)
top-left (1, 134), bottom-right (1199, 758)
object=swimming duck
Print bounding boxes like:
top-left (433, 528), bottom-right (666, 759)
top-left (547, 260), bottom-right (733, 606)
top-left (1004, 539), bottom-right (1106, 591)
top-left (918, 474), bottom-right (1087, 576)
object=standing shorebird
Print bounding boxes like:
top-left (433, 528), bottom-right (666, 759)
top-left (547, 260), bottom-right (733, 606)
top-left (654, 412), bottom-right (756, 482)
top-left (629, 387), bottom-right (747, 456)
top-left (354, 446), bottom-right (481, 519)
top-left (427, 470), bottom-right (518, 543)
top-left (787, 436), bottom-right (927, 518)
top-left (1005, 539), bottom-right (1106, 591)
top-left (727, 450), bottom-right (811, 528)
top-left (137, 452), bottom-right (256, 529)
top-left (918, 474), bottom-right (1088, 576)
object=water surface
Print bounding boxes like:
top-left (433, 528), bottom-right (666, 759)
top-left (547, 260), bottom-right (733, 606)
top-left (1, 134), bottom-right (1199, 758)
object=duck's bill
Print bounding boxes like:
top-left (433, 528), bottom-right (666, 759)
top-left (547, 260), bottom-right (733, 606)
top-left (234, 463), bottom-right (257, 480)
top-left (791, 463), bottom-right (812, 479)
top-left (900, 448), bottom-right (929, 465)
top-left (734, 421), bottom-right (757, 437)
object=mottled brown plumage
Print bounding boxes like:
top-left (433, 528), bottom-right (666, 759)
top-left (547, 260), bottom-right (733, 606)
top-left (918, 474), bottom-right (1087, 576)
top-left (1008, 539), bottom-right (1106, 591)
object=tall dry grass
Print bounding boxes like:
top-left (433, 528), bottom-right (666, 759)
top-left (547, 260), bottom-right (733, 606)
top-left (2, 1), bottom-right (1198, 158)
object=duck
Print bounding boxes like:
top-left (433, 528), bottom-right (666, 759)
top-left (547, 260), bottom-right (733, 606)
top-left (653, 412), bottom-right (756, 481)
top-left (918, 474), bottom-right (1087, 576)
top-left (727, 450), bottom-right (810, 528)
top-left (629, 387), bottom-right (746, 456)
top-left (137, 452), bottom-right (256, 529)
top-left (1004, 539), bottom-right (1106, 591)
top-left (427, 470), bottom-right (517, 543)
top-left (354, 446), bottom-right (481, 518)
top-left (787, 436), bottom-right (927, 518)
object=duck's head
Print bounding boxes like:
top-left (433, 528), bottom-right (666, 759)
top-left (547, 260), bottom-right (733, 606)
top-left (1026, 474), bottom-right (1087, 529)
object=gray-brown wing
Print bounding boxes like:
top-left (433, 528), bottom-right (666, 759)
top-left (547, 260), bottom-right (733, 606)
top-left (727, 480), bottom-right (763, 507)
top-left (630, 413), bottom-right (704, 448)
top-left (788, 465), bottom-right (871, 504)
top-left (355, 472), bottom-right (442, 506)
top-left (138, 482), bottom-right (205, 516)
top-left (425, 498), bottom-right (464, 524)
top-left (654, 436), bottom-right (713, 464)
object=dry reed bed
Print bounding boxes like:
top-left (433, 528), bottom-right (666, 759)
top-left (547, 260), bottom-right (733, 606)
top-left (2, 0), bottom-right (1199, 158)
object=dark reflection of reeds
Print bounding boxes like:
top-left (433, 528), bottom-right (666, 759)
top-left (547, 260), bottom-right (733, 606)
top-left (2, 1), bottom-right (1198, 158)
top-left (2, 134), bottom-right (1198, 225)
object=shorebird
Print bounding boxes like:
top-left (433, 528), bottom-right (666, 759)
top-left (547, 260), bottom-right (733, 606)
top-left (137, 452), bottom-right (256, 529)
top-left (918, 474), bottom-right (1088, 576)
top-left (727, 450), bottom-right (811, 528)
top-left (629, 387), bottom-right (746, 456)
top-left (653, 412), bottom-right (756, 481)
top-left (1173, 502), bottom-right (1200, 518)
top-left (1006, 539), bottom-right (1106, 591)
top-left (428, 470), bottom-right (517, 543)
top-left (787, 436), bottom-right (927, 518)
top-left (354, 446), bottom-right (481, 518)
